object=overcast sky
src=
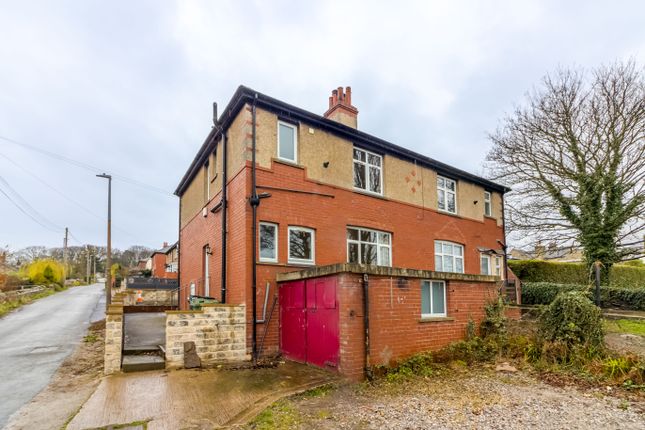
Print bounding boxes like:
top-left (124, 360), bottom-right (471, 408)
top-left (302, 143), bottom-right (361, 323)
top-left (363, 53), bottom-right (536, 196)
top-left (1, 1), bottom-right (643, 251)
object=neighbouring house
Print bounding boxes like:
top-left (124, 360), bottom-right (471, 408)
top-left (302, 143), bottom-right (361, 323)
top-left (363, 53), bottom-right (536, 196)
top-left (150, 242), bottom-right (178, 279)
top-left (174, 85), bottom-right (513, 379)
top-left (509, 242), bottom-right (584, 263)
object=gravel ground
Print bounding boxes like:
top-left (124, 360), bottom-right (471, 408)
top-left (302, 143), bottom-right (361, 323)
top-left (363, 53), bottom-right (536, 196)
top-left (265, 370), bottom-right (644, 430)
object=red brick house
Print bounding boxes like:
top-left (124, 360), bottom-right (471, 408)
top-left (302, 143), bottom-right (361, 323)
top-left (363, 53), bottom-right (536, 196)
top-left (175, 85), bottom-right (512, 379)
top-left (150, 242), bottom-right (178, 279)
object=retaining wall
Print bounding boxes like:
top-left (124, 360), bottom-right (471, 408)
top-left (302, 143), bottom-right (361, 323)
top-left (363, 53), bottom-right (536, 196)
top-left (104, 302), bottom-right (124, 375)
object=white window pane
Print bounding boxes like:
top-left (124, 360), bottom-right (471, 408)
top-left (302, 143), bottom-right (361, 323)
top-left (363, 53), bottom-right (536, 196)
top-left (361, 243), bottom-right (377, 264)
top-left (348, 242), bottom-right (359, 263)
top-left (367, 153), bottom-right (381, 167)
top-left (278, 124), bottom-right (295, 161)
top-left (259, 224), bottom-right (276, 260)
top-left (481, 256), bottom-right (489, 275)
top-left (443, 243), bottom-right (452, 254)
top-left (353, 148), bottom-right (365, 161)
top-left (347, 228), bottom-right (359, 240)
top-left (455, 245), bottom-right (463, 256)
top-left (289, 229), bottom-right (311, 260)
top-left (369, 166), bottom-right (381, 193)
top-left (432, 282), bottom-right (445, 314)
top-left (455, 258), bottom-right (463, 273)
top-left (435, 255), bottom-right (442, 271)
top-left (435, 242), bottom-right (442, 253)
top-left (485, 201), bottom-right (491, 216)
top-left (444, 256), bottom-right (454, 272)
top-left (437, 177), bottom-right (445, 188)
top-left (421, 281), bottom-right (431, 314)
top-left (353, 162), bottom-right (366, 189)
top-left (360, 230), bottom-right (377, 242)
top-left (446, 179), bottom-right (455, 191)
top-left (447, 193), bottom-right (456, 213)
top-left (379, 246), bottom-right (390, 266)
top-left (379, 232), bottom-right (390, 245)
top-left (438, 189), bottom-right (445, 210)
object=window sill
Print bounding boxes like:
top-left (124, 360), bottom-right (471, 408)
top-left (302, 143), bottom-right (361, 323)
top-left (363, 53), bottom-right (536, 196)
top-left (273, 158), bottom-right (304, 169)
top-left (353, 188), bottom-right (386, 200)
top-left (437, 209), bottom-right (461, 218)
top-left (419, 316), bottom-right (454, 323)
top-left (484, 215), bottom-right (497, 220)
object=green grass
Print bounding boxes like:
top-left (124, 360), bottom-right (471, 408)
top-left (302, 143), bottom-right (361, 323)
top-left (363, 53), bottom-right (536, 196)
top-left (604, 319), bottom-right (645, 336)
top-left (0, 288), bottom-right (60, 317)
top-left (248, 400), bottom-right (301, 430)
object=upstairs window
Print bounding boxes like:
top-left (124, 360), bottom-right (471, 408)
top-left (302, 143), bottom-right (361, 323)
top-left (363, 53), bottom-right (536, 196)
top-left (353, 147), bottom-right (382, 194)
top-left (347, 227), bottom-right (391, 266)
top-left (288, 226), bottom-right (315, 265)
top-left (421, 280), bottom-right (447, 317)
top-left (437, 176), bottom-right (456, 213)
top-left (278, 121), bottom-right (297, 162)
top-left (435, 240), bottom-right (464, 273)
top-left (259, 222), bottom-right (278, 263)
top-left (484, 191), bottom-right (492, 217)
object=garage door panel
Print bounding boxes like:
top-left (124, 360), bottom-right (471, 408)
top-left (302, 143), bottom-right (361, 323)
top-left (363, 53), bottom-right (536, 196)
top-left (280, 281), bottom-right (306, 363)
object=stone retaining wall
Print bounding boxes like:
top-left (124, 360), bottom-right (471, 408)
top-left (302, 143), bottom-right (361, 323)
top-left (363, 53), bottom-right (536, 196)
top-left (104, 302), bottom-right (124, 375)
top-left (165, 304), bottom-right (247, 369)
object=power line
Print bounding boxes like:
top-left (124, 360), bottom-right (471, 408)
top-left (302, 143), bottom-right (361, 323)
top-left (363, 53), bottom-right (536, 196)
top-left (0, 135), bottom-right (174, 196)
top-left (0, 177), bottom-right (63, 234)
top-left (0, 152), bottom-right (147, 243)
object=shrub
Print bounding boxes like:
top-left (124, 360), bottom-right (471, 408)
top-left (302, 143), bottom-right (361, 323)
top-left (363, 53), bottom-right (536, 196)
top-left (509, 259), bottom-right (644, 288)
top-left (521, 282), bottom-right (645, 310)
top-left (22, 259), bottom-right (64, 286)
top-left (537, 291), bottom-right (604, 362)
top-left (479, 297), bottom-right (507, 339)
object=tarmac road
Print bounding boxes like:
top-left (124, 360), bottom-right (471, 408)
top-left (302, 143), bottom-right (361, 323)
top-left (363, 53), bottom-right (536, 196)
top-left (0, 283), bottom-right (104, 428)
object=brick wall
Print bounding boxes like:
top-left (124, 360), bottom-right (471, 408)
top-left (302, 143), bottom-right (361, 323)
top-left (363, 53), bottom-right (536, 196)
top-left (165, 304), bottom-right (247, 368)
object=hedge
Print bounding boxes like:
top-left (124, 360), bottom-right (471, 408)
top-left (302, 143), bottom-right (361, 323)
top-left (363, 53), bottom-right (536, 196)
top-left (509, 260), bottom-right (645, 288)
top-left (521, 282), bottom-right (645, 311)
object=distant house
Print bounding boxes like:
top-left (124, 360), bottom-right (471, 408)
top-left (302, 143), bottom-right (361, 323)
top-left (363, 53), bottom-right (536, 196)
top-left (509, 243), bottom-right (583, 263)
top-left (150, 242), bottom-right (178, 279)
top-left (174, 85), bottom-right (515, 379)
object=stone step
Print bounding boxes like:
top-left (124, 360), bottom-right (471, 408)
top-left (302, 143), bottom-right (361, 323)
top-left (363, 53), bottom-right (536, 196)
top-left (123, 345), bottom-right (164, 355)
top-left (122, 355), bottom-right (165, 372)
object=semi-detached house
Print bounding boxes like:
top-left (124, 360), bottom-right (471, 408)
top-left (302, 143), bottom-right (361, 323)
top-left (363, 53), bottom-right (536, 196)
top-left (174, 85), bottom-right (514, 379)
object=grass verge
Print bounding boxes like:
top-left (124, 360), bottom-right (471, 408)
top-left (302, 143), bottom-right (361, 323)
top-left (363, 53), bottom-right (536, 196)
top-left (0, 286), bottom-right (66, 317)
top-left (604, 319), bottom-right (645, 336)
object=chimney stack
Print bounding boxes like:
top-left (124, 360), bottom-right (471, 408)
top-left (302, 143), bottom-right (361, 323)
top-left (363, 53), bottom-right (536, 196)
top-left (163, 242), bottom-right (168, 247)
top-left (323, 86), bottom-right (358, 128)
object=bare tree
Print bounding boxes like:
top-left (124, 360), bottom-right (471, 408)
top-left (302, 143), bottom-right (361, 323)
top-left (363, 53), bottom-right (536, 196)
top-left (487, 61), bottom-right (645, 269)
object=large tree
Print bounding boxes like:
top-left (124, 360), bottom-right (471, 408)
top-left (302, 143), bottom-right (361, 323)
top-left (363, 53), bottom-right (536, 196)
top-left (487, 62), bottom-right (645, 270)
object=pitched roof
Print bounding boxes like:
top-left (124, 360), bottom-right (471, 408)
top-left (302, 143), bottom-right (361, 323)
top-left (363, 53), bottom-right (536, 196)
top-left (150, 241), bottom-right (178, 257)
top-left (175, 85), bottom-right (510, 196)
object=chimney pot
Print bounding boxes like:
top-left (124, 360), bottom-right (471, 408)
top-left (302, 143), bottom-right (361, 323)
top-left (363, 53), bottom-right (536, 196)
top-left (323, 85), bottom-right (358, 128)
top-left (163, 242), bottom-right (168, 247)
top-left (346, 86), bottom-right (352, 105)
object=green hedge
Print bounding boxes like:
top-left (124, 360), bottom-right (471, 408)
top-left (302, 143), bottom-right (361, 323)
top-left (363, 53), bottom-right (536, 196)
top-left (509, 260), bottom-right (645, 288)
top-left (521, 282), bottom-right (645, 311)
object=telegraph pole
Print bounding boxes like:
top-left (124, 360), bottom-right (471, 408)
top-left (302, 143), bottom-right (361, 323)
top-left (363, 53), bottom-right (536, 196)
top-left (93, 254), bottom-right (96, 283)
top-left (97, 173), bottom-right (112, 307)
top-left (63, 227), bottom-right (68, 284)
top-left (86, 245), bottom-right (90, 284)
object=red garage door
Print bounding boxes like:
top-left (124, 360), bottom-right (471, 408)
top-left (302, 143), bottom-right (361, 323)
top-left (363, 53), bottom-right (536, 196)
top-left (280, 276), bottom-right (339, 369)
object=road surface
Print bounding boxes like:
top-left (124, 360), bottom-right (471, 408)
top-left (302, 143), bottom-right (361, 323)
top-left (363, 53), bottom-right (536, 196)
top-left (0, 283), bottom-right (104, 428)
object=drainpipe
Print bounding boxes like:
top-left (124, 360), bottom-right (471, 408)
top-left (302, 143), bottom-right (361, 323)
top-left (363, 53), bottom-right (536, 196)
top-left (363, 273), bottom-right (372, 379)
top-left (177, 199), bottom-right (182, 308)
top-left (250, 94), bottom-right (259, 363)
top-left (499, 194), bottom-right (510, 298)
top-left (220, 131), bottom-right (228, 303)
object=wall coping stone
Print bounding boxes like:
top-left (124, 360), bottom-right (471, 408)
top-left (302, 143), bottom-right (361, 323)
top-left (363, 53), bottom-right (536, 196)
top-left (276, 263), bottom-right (499, 283)
top-left (166, 310), bottom-right (204, 315)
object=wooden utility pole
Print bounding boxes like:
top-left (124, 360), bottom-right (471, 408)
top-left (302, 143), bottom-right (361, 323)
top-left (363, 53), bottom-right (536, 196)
top-left (86, 245), bottom-right (90, 284)
top-left (63, 227), bottom-right (68, 284)
top-left (93, 254), bottom-right (96, 283)
top-left (97, 173), bottom-right (112, 307)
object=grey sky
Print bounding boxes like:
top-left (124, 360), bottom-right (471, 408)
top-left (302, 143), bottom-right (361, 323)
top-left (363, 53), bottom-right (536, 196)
top-left (1, 0), bottom-right (644, 251)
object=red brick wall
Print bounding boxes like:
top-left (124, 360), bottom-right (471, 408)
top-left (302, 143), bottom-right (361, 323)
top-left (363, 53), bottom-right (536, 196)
top-left (337, 272), bottom-right (500, 380)
top-left (180, 159), bottom-right (506, 359)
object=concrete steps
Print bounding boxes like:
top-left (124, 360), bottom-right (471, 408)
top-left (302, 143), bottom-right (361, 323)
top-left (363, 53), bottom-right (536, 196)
top-left (122, 345), bottom-right (165, 372)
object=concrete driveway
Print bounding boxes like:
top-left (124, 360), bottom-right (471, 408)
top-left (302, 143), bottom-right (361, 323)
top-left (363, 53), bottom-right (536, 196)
top-left (67, 361), bottom-right (338, 429)
top-left (0, 283), bottom-right (104, 427)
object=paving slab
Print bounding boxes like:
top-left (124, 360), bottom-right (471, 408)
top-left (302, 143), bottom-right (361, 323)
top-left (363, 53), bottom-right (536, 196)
top-left (66, 361), bottom-right (338, 429)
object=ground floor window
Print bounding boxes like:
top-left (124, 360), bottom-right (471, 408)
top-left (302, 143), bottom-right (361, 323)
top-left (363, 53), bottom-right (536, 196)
top-left (347, 226), bottom-right (391, 266)
top-left (421, 280), bottom-right (446, 317)
top-left (259, 222), bottom-right (278, 262)
top-left (494, 255), bottom-right (503, 278)
top-left (288, 226), bottom-right (315, 264)
top-left (480, 254), bottom-right (491, 275)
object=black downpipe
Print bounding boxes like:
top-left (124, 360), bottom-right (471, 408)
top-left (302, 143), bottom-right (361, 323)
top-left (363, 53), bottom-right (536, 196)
top-left (250, 95), bottom-right (259, 363)
top-left (363, 273), bottom-right (372, 379)
top-left (221, 132), bottom-right (228, 303)
top-left (500, 194), bottom-right (510, 298)
top-left (177, 199), bottom-right (182, 308)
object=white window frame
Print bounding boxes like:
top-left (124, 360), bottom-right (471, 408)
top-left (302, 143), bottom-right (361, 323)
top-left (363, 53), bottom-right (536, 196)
top-left (480, 254), bottom-right (491, 275)
top-left (421, 280), bottom-right (447, 318)
top-left (434, 240), bottom-right (464, 273)
top-left (494, 255), bottom-right (503, 278)
top-left (258, 222), bottom-right (278, 263)
top-left (484, 191), bottom-right (492, 217)
top-left (277, 121), bottom-right (298, 163)
top-left (353, 147), bottom-right (383, 195)
top-left (437, 176), bottom-right (457, 214)
top-left (346, 226), bottom-right (392, 266)
top-left (287, 226), bottom-right (315, 265)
